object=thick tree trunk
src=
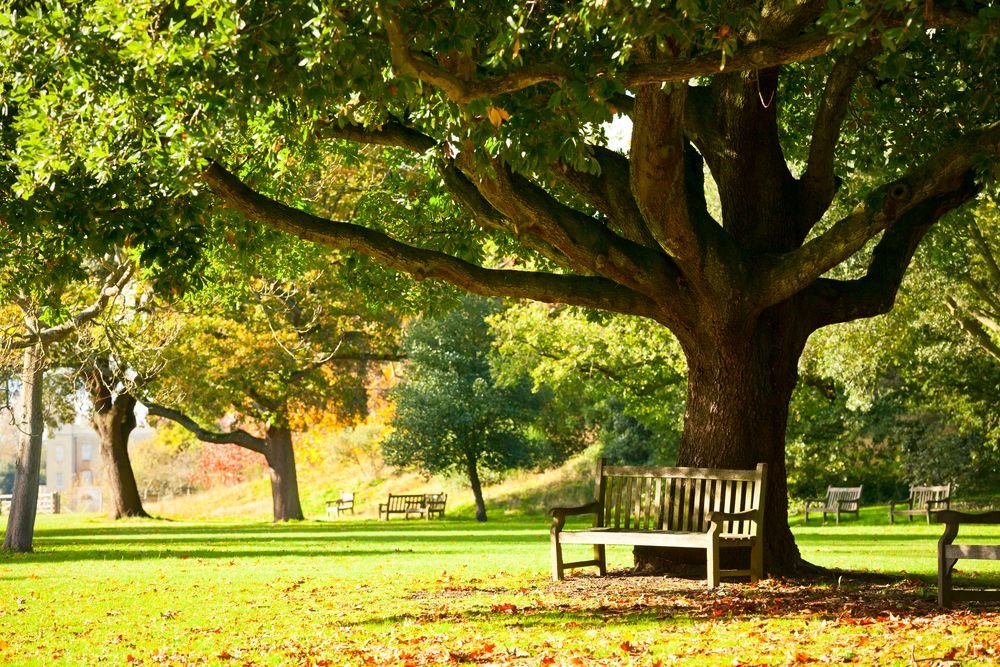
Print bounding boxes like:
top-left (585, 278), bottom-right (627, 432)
top-left (86, 364), bottom-right (148, 519)
top-left (465, 451), bottom-right (487, 522)
top-left (91, 394), bottom-right (148, 519)
top-left (264, 425), bottom-right (304, 521)
top-left (3, 344), bottom-right (45, 553)
top-left (637, 304), bottom-right (811, 576)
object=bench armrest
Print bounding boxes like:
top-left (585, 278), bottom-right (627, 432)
top-left (926, 498), bottom-right (950, 508)
top-left (550, 501), bottom-right (601, 533)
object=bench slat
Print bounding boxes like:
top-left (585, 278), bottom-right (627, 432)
top-left (559, 528), bottom-right (711, 548)
top-left (603, 465), bottom-right (763, 481)
top-left (944, 544), bottom-right (1000, 560)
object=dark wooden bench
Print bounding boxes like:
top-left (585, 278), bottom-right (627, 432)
top-left (378, 493), bottom-right (447, 520)
top-left (934, 510), bottom-right (1000, 608)
top-left (325, 491), bottom-right (354, 518)
top-left (550, 461), bottom-right (766, 589)
top-left (803, 485), bottom-right (862, 524)
top-left (890, 484), bottom-right (951, 523)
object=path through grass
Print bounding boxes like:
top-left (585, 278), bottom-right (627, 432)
top-left (2, 512), bottom-right (998, 666)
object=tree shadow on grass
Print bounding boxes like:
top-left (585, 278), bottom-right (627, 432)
top-left (354, 570), bottom-right (999, 629)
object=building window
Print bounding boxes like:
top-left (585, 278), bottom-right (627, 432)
top-left (55, 445), bottom-right (64, 462)
top-left (55, 472), bottom-right (64, 488)
top-left (81, 470), bottom-right (93, 486)
top-left (81, 444), bottom-right (93, 462)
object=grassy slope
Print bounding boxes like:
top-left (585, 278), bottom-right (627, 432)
top-left (145, 448), bottom-right (600, 523)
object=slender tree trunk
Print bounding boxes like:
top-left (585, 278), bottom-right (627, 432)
top-left (264, 425), bottom-right (304, 521)
top-left (3, 343), bottom-right (45, 553)
top-left (86, 362), bottom-right (148, 519)
top-left (465, 450), bottom-right (487, 522)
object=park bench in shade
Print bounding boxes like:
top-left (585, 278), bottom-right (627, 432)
top-left (378, 493), bottom-right (447, 520)
top-left (325, 491), bottom-right (354, 518)
top-left (934, 510), bottom-right (1000, 608)
top-left (549, 461), bottom-right (766, 589)
top-left (890, 484), bottom-right (951, 523)
top-left (803, 485), bottom-right (863, 524)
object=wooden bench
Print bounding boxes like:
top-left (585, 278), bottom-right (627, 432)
top-left (934, 510), bottom-right (1000, 608)
top-left (890, 484), bottom-right (951, 523)
top-left (425, 493), bottom-right (447, 519)
top-left (803, 485), bottom-right (862, 524)
top-left (550, 461), bottom-right (766, 589)
top-left (0, 492), bottom-right (60, 515)
top-left (325, 491), bottom-right (354, 518)
top-left (378, 493), bottom-right (446, 520)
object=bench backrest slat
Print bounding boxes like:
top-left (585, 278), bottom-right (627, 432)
top-left (596, 461), bottom-right (764, 535)
top-left (911, 484), bottom-right (950, 507)
top-left (825, 486), bottom-right (862, 511)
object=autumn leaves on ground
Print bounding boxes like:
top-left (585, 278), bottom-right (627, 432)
top-left (2, 509), bottom-right (999, 667)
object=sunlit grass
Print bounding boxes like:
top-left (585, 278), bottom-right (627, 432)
top-left (2, 509), bottom-right (998, 666)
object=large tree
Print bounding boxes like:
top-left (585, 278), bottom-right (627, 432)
top-left (3, 1), bottom-right (999, 570)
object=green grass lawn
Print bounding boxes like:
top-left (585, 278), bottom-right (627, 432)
top-left (1, 510), bottom-right (998, 666)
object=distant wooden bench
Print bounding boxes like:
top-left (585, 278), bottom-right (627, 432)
top-left (325, 491), bottom-right (354, 518)
top-left (0, 492), bottom-right (60, 515)
top-left (550, 461), bottom-right (766, 589)
top-left (890, 484), bottom-right (951, 523)
top-left (425, 493), bottom-right (447, 519)
top-left (934, 510), bottom-right (1000, 608)
top-left (378, 493), bottom-right (447, 520)
top-left (803, 486), bottom-right (862, 524)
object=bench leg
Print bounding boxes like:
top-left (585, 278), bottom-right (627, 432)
top-left (594, 544), bottom-right (606, 576)
top-left (551, 533), bottom-right (565, 582)
top-left (706, 540), bottom-right (720, 590)
top-left (938, 556), bottom-right (957, 608)
top-left (750, 539), bottom-right (763, 584)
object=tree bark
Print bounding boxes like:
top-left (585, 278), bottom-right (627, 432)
top-left (264, 425), bottom-right (304, 521)
top-left (86, 364), bottom-right (148, 519)
top-left (3, 343), bottom-right (45, 553)
top-left (465, 450), bottom-right (487, 522)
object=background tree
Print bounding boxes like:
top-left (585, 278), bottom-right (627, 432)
top-left (382, 296), bottom-right (544, 522)
top-left (4, 1), bottom-right (999, 570)
top-left (492, 302), bottom-right (687, 464)
top-left (0, 261), bottom-right (131, 551)
top-left (144, 237), bottom-right (401, 521)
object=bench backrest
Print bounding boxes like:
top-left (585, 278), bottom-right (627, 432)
top-left (826, 486), bottom-right (862, 511)
top-left (386, 494), bottom-right (426, 511)
top-left (596, 462), bottom-right (766, 537)
top-left (910, 484), bottom-right (950, 506)
top-left (426, 493), bottom-right (447, 509)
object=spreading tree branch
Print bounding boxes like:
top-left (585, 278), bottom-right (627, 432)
top-left (144, 401), bottom-right (268, 454)
top-left (7, 263), bottom-right (134, 349)
top-left (204, 161), bottom-right (662, 319)
top-left (946, 296), bottom-right (1000, 363)
top-left (798, 39), bottom-right (881, 227)
top-left (802, 172), bottom-right (981, 328)
top-left (759, 123), bottom-right (1000, 308)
